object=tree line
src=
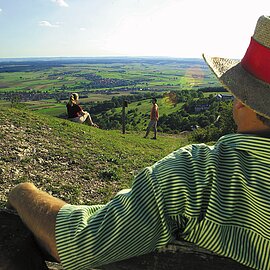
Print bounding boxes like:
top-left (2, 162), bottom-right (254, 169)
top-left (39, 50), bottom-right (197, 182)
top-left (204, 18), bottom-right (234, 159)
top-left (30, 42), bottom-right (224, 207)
top-left (84, 88), bottom-right (235, 139)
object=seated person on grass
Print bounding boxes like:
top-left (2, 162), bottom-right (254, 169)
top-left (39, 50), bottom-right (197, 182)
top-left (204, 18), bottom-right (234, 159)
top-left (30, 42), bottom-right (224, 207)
top-left (66, 93), bottom-right (98, 128)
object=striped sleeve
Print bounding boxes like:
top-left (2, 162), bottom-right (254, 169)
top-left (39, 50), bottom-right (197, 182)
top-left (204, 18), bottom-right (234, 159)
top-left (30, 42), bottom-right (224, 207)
top-left (56, 134), bottom-right (270, 270)
top-left (55, 166), bottom-right (176, 270)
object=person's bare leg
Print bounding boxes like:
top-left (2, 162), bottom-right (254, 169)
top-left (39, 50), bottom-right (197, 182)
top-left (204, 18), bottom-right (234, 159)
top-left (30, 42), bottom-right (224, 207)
top-left (85, 113), bottom-right (98, 127)
top-left (7, 182), bottom-right (66, 261)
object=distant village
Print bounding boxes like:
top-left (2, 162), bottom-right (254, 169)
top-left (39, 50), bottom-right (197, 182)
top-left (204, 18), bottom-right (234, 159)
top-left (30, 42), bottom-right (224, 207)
top-left (0, 87), bottom-right (166, 103)
top-left (0, 89), bottom-right (233, 116)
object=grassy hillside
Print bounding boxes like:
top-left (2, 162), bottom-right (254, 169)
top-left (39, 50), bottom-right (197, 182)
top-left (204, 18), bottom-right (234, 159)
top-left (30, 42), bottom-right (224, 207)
top-left (0, 107), bottom-right (189, 208)
top-left (98, 96), bottom-right (184, 131)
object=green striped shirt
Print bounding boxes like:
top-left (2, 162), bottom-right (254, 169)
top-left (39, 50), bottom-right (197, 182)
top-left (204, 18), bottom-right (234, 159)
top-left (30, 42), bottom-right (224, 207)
top-left (56, 134), bottom-right (270, 270)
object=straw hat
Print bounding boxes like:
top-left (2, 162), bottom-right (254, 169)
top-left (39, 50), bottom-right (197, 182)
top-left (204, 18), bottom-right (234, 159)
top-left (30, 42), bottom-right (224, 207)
top-left (203, 15), bottom-right (270, 119)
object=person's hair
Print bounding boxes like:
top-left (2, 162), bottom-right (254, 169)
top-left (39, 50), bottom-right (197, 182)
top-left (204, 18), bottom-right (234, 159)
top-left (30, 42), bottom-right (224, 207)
top-left (152, 97), bottom-right (157, 103)
top-left (256, 113), bottom-right (270, 128)
top-left (68, 93), bottom-right (79, 106)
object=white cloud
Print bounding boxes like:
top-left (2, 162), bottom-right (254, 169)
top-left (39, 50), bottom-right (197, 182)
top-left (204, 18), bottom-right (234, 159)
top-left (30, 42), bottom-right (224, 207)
top-left (51, 0), bottom-right (69, 7)
top-left (80, 27), bottom-right (86, 31)
top-left (0, 8), bottom-right (2, 12)
top-left (39, 21), bottom-right (60, 28)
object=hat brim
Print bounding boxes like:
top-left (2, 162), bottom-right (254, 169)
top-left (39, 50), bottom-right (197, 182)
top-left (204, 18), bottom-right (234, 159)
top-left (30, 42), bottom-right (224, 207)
top-left (203, 54), bottom-right (270, 119)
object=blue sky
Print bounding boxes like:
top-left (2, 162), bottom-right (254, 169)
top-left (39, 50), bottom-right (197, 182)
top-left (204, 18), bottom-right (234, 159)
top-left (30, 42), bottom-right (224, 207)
top-left (0, 0), bottom-right (269, 58)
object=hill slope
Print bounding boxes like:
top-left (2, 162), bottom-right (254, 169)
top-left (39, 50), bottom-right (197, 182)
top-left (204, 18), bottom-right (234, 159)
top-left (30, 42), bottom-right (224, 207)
top-left (0, 107), bottom-right (188, 207)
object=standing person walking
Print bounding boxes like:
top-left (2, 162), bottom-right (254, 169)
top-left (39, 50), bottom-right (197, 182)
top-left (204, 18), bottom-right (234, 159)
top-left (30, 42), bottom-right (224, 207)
top-left (144, 97), bottom-right (159, 139)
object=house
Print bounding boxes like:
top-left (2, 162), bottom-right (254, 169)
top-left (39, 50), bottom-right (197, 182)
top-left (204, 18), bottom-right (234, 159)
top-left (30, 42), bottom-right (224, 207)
top-left (194, 104), bottom-right (210, 112)
top-left (215, 94), bottom-right (234, 101)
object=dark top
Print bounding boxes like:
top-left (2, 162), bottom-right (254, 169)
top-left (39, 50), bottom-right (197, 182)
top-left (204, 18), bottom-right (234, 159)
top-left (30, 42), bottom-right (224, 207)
top-left (66, 103), bottom-right (82, 118)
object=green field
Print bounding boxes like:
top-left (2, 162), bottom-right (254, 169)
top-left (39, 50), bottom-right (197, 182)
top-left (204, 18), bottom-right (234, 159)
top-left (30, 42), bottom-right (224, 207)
top-left (123, 99), bottom-right (171, 115)
top-left (0, 58), bottom-right (223, 129)
top-left (108, 96), bottom-right (184, 130)
top-left (0, 58), bottom-right (220, 93)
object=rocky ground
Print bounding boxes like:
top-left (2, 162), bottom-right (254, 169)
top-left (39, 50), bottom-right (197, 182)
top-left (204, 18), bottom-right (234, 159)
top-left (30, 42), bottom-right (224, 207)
top-left (0, 107), bottom-right (187, 269)
top-left (0, 111), bottom-right (116, 269)
top-left (0, 113), bottom-right (121, 208)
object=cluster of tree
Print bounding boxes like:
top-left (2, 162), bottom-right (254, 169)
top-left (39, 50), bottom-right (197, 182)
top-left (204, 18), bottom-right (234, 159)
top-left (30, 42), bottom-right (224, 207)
top-left (158, 96), bottom-right (220, 133)
top-left (0, 61), bottom-right (64, 72)
top-left (93, 108), bottom-right (147, 131)
top-left (1, 90), bottom-right (69, 102)
top-left (199, 86), bottom-right (226, 92)
top-left (85, 92), bottom-right (162, 114)
top-left (164, 90), bottom-right (204, 105)
top-left (190, 101), bottom-right (237, 142)
top-left (182, 94), bottom-right (218, 114)
top-left (90, 91), bottom-right (223, 132)
top-left (90, 89), bottom-right (236, 139)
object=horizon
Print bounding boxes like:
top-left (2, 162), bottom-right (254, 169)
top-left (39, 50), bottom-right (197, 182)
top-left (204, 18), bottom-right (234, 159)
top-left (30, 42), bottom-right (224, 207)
top-left (0, 55), bottom-right (205, 61)
top-left (0, 0), bottom-right (269, 59)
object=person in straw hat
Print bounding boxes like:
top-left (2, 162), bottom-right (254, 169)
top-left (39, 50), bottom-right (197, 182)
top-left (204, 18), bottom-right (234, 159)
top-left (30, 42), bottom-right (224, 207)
top-left (6, 15), bottom-right (270, 270)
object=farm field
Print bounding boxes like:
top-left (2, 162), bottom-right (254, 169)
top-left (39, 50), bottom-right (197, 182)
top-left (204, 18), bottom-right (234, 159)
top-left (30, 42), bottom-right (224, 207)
top-left (0, 57), bottom-right (224, 131)
top-left (0, 57), bottom-right (220, 95)
top-left (20, 92), bottom-right (132, 117)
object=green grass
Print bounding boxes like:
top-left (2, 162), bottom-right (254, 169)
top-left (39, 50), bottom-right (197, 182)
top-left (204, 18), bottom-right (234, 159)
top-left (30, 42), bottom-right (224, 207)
top-left (35, 105), bottom-right (67, 116)
top-left (79, 92), bottom-right (134, 103)
top-left (0, 106), bottom-right (189, 206)
top-left (114, 96), bottom-right (182, 115)
top-left (102, 96), bottom-right (184, 131)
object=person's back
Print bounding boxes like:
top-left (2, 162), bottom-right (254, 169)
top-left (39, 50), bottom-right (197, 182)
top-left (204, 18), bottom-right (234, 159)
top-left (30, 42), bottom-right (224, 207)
top-left (66, 93), bottom-right (99, 127)
top-left (66, 102), bottom-right (82, 118)
top-left (150, 103), bottom-right (158, 121)
top-left (155, 133), bottom-right (270, 270)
